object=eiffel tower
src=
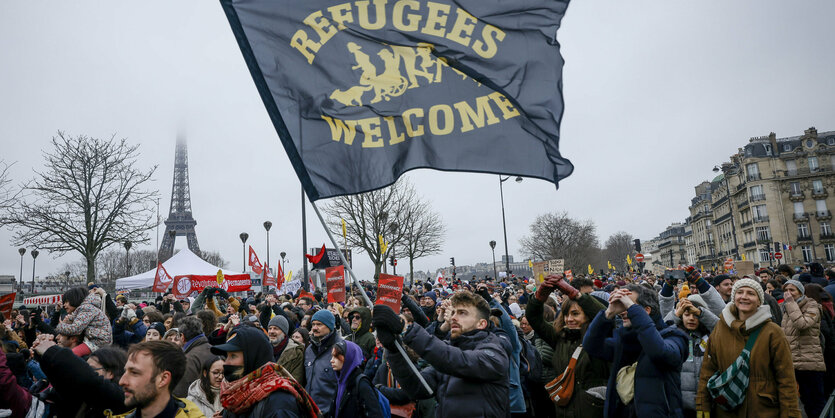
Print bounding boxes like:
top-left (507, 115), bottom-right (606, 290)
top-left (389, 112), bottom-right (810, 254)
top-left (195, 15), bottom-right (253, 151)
top-left (158, 137), bottom-right (201, 262)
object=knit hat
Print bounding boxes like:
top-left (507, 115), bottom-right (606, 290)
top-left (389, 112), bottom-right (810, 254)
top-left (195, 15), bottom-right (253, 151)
top-left (148, 322), bottom-right (166, 337)
top-left (798, 273), bottom-right (813, 284)
top-left (711, 274), bottom-right (731, 288)
top-left (731, 278), bottom-right (764, 306)
top-left (423, 291), bottom-right (437, 303)
top-left (115, 294), bottom-right (128, 304)
top-left (783, 279), bottom-right (805, 296)
top-left (678, 284), bottom-right (691, 300)
top-left (268, 315), bottom-right (290, 336)
top-left (311, 309), bottom-right (335, 331)
top-left (593, 279), bottom-right (603, 289)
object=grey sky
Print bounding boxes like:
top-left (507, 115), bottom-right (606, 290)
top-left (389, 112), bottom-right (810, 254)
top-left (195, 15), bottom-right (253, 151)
top-left (1, 1), bottom-right (833, 285)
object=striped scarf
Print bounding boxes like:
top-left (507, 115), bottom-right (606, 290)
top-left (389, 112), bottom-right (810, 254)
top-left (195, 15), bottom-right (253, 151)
top-left (221, 362), bottom-right (319, 417)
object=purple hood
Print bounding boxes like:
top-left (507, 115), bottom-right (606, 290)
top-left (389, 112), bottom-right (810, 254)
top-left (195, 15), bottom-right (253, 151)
top-left (334, 340), bottom-right (364, 416)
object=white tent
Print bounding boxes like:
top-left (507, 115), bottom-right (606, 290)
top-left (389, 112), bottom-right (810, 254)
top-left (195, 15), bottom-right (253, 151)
top-left (115, 248), bottom-right (245, 290)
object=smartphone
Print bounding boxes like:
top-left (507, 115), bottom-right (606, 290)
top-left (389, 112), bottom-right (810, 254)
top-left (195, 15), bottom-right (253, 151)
top-left (663, 270), bottom-right (686, 281)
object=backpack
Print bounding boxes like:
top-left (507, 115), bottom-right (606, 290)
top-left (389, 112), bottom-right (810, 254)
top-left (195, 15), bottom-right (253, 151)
top-left (519, 337), bottom-right (544, 383)
top-left (356, 373), bottom-right (392, 418)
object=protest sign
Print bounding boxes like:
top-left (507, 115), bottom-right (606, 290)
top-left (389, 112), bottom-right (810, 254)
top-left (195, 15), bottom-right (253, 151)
top-left (172, 274), bottom-right (251, 298)
top-left (326, 265), bottom-right (346, 304)
top-left (376, 274), bottom-right (404, 314)
top-left (735, 260), bottom-right (755, 278)
top-left (278, 279), bottom-right (302, 296)
top-left (0, 293), bottom-right (15, 318)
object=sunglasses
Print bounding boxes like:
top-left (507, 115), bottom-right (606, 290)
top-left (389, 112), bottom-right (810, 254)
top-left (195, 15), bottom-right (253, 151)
top-left (350, 314), bottom-right (361, 320)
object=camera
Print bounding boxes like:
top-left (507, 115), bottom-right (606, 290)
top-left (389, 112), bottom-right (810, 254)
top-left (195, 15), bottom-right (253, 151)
top-left (663, 270), bottom-right (686, 281)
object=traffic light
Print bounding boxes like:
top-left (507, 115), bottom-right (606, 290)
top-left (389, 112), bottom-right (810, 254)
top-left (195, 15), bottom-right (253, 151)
top-left (633, 239), bottom-right (642, 253)
top-left (389, 256), bottom-right (395, 266)
top-left (450, 257), bottom-right (455, 266)
top-left (774, 242), bottom-right (781, 253)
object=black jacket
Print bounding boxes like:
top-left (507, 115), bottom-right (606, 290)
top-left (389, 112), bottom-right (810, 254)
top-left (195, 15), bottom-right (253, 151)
top-left (326, 369), bottom-right (384, 418)
top-left (387, 324), bottom-right (510, 418)
top-left (222, 391), bottom-right (301, 418)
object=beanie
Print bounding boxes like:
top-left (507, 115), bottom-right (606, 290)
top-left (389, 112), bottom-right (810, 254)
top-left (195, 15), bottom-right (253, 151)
top-left (678, 284), bottom-right (691, 300)
top-left (268, 315), bottom-right (290, 336)
top-left (311, 309), bottom-right (335, 332)
top-left (798, 273), bottom-right (813, 284)
top-left (711, 274), bottom-right (731, 288)
top-left (593, 279), bottom-right (603, 289)
top-left (148, 322), bottom-right (167, 337)
top-left (783, 279), bottom-right (805, 296)
top-left (731, 278), bottom-right (764, 306)
top-left (115, 294), bottom-right (128, 304)
top-left (423, 291), bottom-right (437, 303)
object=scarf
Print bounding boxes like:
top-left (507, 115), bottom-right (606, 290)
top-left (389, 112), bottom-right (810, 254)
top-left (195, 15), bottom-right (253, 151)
top-left (523, 330), bottom-right (535, 342)
top-left (273, 336), bottom-right (289, 359)
top-left (220, 362), bottom-right (319, 418)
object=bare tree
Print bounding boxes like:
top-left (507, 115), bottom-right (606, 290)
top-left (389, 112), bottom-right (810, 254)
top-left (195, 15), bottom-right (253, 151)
top-left (519, 212), bottom-right (600, 273)
top-left (3, 132), bottom-right (158, 283)
top-left (0, 160), bottom-right (15, 212)
top-left (322, 179), bottom-right (416, 281)
top-left (199, 251), bottom-right (228, 269)
top-left (400, 200), bottom-right (446, 285)
top-left (604, 231), bottom-right (634, 271)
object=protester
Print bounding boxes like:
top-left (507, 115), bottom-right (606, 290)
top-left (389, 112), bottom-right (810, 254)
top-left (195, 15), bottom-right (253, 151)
top-left (186, 356), bottom-right (224, 418)
top-left (326, 340), bottom-right (383, 417)
top-left (210, 325), bottom-right (318, 417)
top-left (267, 315), bottom-right (305, 384)
top-left (584, 284), bottom-right (688, 417)
top-left (57, 286), bottom-right (113, 356)
top-left (696, 278), bottom-right (800, 416)
top-left (173, 316), bottom-right (216, 398)
top-left (145, 322), bottom-right (167, 342)
top-left (344, 306), bottom-right (375, 361)
top-left (292, 327), bottom-right (310, 351)
top-left (304, 308), bottom-right (343, 415)
top-left (373, 290), bottom-right (510, 416)
top-left (781, 279), bottom-right (826, 418)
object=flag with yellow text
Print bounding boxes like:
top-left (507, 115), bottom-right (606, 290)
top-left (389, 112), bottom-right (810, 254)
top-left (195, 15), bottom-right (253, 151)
top-left (221, 0), bottom-right (573, 200)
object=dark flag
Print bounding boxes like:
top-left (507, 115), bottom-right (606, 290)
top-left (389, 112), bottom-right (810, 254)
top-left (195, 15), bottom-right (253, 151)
top-left (221, 0), bottom-right (573, 200)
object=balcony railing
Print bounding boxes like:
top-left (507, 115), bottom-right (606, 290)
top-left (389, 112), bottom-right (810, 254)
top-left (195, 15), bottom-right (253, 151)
top-left (752, 216), bottom-right (769, 224)
top-left (798, 235), bottom-right (813, 242)
top-left (821, 232), bottom-right (835, 240)
top-left (794, 213), bottom-right (809, 221)
top-left (816, 210), bottom-right (832, 220)
top-left (813, 189), bottom-right (829, 198)
top-left (747, 173), bottom-right (761, 181)
top-left (743, 241), bottom-right (756, 248)
top-left (738, 200), bottom-right (749, 209)
top-left (755, 236), bottom-right (772, 244)
top-left (789, 191), bottom-right (805, 201)
top-left (750, 194), bottom-right (766, 202)
top-left (780, 165), bottom-right (833, 178)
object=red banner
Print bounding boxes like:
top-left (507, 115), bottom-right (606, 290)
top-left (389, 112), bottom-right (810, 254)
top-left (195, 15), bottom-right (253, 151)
top-left (152, 262), bottom-right (174, 293)
top-left (376, 274), bottom-right (404, 314)
top-left (276, 262), bottom-right (285, 290)
top-left (326, 265), bottom-right (345, 304)
top-left (0, 293), bottom-right (15, 318)
top-left (249, 246), bottom-right (263, 274)
top-left (264, 263), bottom-right (277, 288)
top-left (172, 274), bottom-right (252, 298)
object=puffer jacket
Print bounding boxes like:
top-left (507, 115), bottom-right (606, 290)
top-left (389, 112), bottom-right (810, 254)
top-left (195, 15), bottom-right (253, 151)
top-left (304, 330), bottom-right (343, 416)
top-left (387, 324), bottom-right (510, 418)
top-left (186, 379), bottom-right (221, 418)
top-left (55, 293), bottom-right (112, 350)
top-left (345, 306), bottom-right (376, 360)
top-left (527, 295), bottom-right (609, 417)
top-left (781, 296), bottom-right (825, 371)
top-left (696, 304), bottom-right (800, 418)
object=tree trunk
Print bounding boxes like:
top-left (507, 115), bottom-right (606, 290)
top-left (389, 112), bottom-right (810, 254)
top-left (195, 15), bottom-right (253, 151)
top-left (374, 262), bottom-right (382, 284)
top-left (409, 258), bottom-right (415, 288)
top-left (85, 253), bottom-right (96, 286)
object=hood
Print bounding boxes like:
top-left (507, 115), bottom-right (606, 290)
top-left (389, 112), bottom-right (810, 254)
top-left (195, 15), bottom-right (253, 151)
top-left (348, 306), bottom-right (372, 336)
top-left (211, 326), bottom-right (274, 376)
top-left (722, 303), bottom-right (772, 330)
top-left (335, 340), bottom-right (364, 412)
top-left (82, 292), bottom-right (102, 307)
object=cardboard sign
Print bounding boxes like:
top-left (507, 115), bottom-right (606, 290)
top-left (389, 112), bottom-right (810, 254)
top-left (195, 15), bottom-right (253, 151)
top-left (172, 274), bottom-right (252, 298)
top-left (735, 260), bottom-right (755, 278)
top-left (376, 274), bottom-right (404, 314)
top-left (532, 261), bottom-right (547, 283)
top-left (278, 279), bottom-right (302, 296)
top-left (326, 265), bottom-right (346, 303)
top-left (0, 293), bottom-right (15, 317)
top-left (545, 259), bottom-right (565, 274)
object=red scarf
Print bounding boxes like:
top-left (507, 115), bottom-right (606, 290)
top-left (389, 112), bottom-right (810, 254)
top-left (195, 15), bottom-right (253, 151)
top-left (221, 362), bottom-right (319, 417)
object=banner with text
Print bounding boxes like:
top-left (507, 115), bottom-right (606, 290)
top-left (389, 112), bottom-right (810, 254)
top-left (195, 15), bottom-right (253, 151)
top-left (326, 265), bottom-right (346, 304)
top-left (0, 293), bottom-right (15, 318)
top-left (172, 274), bottom-right (252, 298)
top-left (278, 279), bottom-right (302, 296)
top-left (376, 274), bottom-right (404, 314)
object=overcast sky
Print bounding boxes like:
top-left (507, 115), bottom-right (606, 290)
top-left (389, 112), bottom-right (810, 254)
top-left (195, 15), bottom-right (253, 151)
top-left (1, 1), bottom-right (834, 286)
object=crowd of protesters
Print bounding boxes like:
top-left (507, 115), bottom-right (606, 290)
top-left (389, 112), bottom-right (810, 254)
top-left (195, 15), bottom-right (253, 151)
top-left (2, 261), bottom-right (835, 417)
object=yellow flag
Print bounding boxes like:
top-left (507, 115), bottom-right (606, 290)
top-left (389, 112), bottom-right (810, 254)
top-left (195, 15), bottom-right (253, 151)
top-left (588, 264), bottom-right (594, 275)
top-left (341, 219), bottom-right (347, 239)
top-left (626, 254), bottom-right (632, 265)
top-left (741, 254), bottom-right (746, 261)
top-left (607, 261), bottom-right (613, 270)
top-left (378, 234), bottom-right (388, 253)
top-left (286, 271), bottom-right (293, 282)
top-left (528, 259), bottom-right (533, 268)
top-left (216, 269), bottom-right (224, 285)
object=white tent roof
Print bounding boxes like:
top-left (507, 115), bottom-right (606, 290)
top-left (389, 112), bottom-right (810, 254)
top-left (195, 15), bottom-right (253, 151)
top-left (115, 248), bottom-right (244, 290)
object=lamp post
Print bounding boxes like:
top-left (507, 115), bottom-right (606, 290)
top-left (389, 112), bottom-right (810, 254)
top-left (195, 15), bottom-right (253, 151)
top-left (263, 221), bottom-right (272, 279)
top-left (489, 240), bottom-right (498, 281)
top-left (18, 248), bottom-right (25, 295)
top-left (239, 233), bottom-right (249, 272)
top-left (280, 251), bottom-right (286, 277)
top-left (30, 249), bottom-right (39, 294)
top-left (65, 271), bottom-right (71, 290)
top-left (124, 241), bottom-right (132, 278)
top-left (389, 222), bottom-right (399, 275)
top-left (499, 175), bottom-right (523, 275)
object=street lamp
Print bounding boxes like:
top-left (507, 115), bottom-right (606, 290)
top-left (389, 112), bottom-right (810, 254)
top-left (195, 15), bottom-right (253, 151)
top-left (499, 175), bottom-right (523, 275)
top-left (30, 249), bottom-right (39, 294)
top-left (280, 251), bottom-right (286, 277)
top-left (18, 248), bottom-right (25, 295)
top-left (263, 221), bottom-right (272, 279)
top-left (389, 222), bottom-right (399, 274)
top-left (124, 241), bottom-right (132, 278)
top-left (65, 271), bottom-right (71, 290)
top-left (239, 232), bottom-right (249, 272)
top-left (489, 240), bottom-right (498, 281)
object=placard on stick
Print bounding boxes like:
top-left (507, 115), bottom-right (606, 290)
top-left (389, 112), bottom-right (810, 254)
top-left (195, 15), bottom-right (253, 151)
top-left (376, 274), bottom-right (404, 314)
top-left (326, 265), bottom-right (346, 304)
top-left (533, 259), bottom-right (565, 283)
top-left (735, 260), bottom-right (755, 278)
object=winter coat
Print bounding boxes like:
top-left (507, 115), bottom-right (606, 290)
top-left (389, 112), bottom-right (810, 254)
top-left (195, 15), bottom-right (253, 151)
top-left (781, 297), bottom-right (825, 371)
top-left (276, 337), bottom-right (305, 385)
top-left (386, 324), bottom-right (510, 418)
top-left (305, 330), bottom-right (343, 416)
top-left (173, 335), bottom-right (216, 398)
top-left (220, 390), bottom-right (304, 418)
top-left (345, 307), bottom-right (376, 360)
top-left (39, 344), bottom-right (130, 417)
top-left (659, 291), bottom-right (721, 331)
top-left (526, 296), bottom-right (609, 417)
top-left (0, 349), bottom-right (33, 418)
top-left (488, 299), bottom-right (525, 414)
top-left (186, 379), bottom-right (221, 418)
top-left (696, 304), bottom-right (801, 418)
top-left (107, 397), bottom-right (205, 418)
top-left (55, 293), bottom-right (112, 350)
top-left (327, 340), bottom-right (383, 418)
top-left (583, 305), bottom-right (689, 418)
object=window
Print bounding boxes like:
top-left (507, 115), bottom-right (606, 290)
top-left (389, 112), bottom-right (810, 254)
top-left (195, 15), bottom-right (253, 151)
top-left (764, 144), bottom-right (772, 156)
top-left (809, 156), bottom-right (820, 171)
top-left (759, 249), bottom-right (771, 263)
top-left (826, 244), bottom-right (835, 262)
top-left (813, 180), bottom-right (824, 194)
top-left (798, 223), bottom-right (810, 238)
top-left (816, 199), bottom-right (828, 214)
top-left (794, 201), bottom-right (805, 215)
top-left (786, 160), bottom-right (797, 175)
top-left (752, 204), bottom-right (767, 220)
top-left (750, 185), bottom-right (764, 201)
top-left (755, 226), bottom-right (770, 241)
top-left (802, 245), bottom-right (813, 263)
top-left (783, 143), bottom-right (793, 152)
top-left (746, 163), bottom-right (760, 180)
top-left (822, 222), bottom-right (832, 235)
top-left (790, 182), bottom-right (801, 195)
top-left (829, 137), bottom-right (835, 146)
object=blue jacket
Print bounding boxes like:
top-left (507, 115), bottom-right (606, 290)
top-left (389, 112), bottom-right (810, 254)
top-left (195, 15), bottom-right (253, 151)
top-left (489, 299), bottom-right (525, 413)
top-left (304, 330), bottom-right (342, 416)
top-left (583, 305), bottom-right (688, 418)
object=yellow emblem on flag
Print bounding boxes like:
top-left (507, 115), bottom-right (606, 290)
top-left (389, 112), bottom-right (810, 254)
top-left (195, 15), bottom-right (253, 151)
top-left (528, 259), bottom-right (533, 268)
top-left (607, 261), bottom-right (613, 270)
top-left (216, 269), bottom-right (224, 286)
top-left (626, 254), bottom-right (632, 265)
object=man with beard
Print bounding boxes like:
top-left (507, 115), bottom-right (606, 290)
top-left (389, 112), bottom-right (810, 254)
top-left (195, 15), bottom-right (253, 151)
top-left (303, 309), bottom-right (343, 416)
top-left (118, 341), bottom-right (203, 417)
top-left (211, 326), bottom-right (318, 417)
top-left (267, 315), bottom-right (305, 384)
top-left (373, 290), bottom-right (510, 417)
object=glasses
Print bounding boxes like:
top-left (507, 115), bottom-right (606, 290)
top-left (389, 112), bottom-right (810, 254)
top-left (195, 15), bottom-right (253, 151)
top-left (210, 370), bottom-right (224, 377)
top-left (350, 314), bottom-right (361, 320)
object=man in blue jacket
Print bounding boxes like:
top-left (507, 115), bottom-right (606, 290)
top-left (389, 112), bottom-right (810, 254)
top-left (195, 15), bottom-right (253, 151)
top-left (583, 284), bottom-right (688, 417)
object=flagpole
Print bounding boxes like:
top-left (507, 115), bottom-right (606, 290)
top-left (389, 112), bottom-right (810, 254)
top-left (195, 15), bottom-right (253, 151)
top-left (310, 200), bottom-right (433, 396)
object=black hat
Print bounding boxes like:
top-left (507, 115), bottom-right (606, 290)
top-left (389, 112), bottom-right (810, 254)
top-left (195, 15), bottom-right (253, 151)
top-left (712, 274), bottom-right (731, 288)
top-left (211, 326), bottom-right (273, 375)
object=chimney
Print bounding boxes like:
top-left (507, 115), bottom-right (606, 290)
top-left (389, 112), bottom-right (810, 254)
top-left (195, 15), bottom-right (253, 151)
top-left (805, 126), bottom-right (818, 138)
